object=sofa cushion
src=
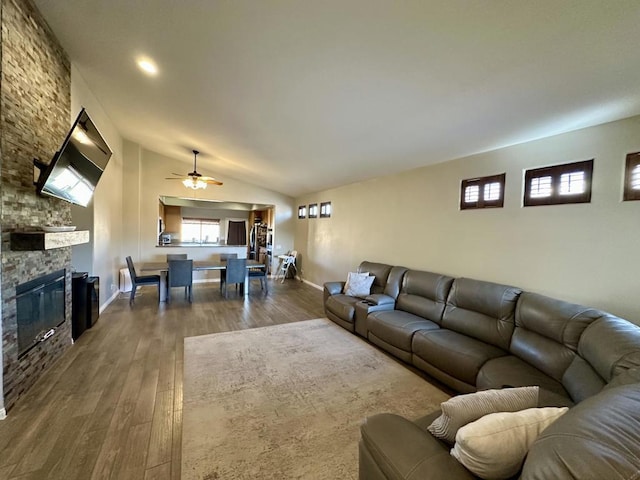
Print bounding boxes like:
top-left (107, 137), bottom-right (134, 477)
top-left (476, 355), bottom-right (573, 407)
top-left (521, 383), bottom-right (640, 480)
top-left (358, 261), bottom-right (392, 295)
top-left (578, 314), bottom-right (640, 382)
top-left (382, 266), bottom-right (409, 300)
top-left (451, 407), bottom-right (568, 480)
top-left (368, 310), bottom-right (439, 353)
top-left (428, 386), bottom-right (539, 443)
top-left (442, 278), bottom-right (521, 351)
top-left (510, 292), bottom-right (606, 402)
top-left (395, 270), bottom-right (454, 324)
top-left (325, 294), bottom-right (361, 324)
top-left (412, 329), bottom-right (507, 386)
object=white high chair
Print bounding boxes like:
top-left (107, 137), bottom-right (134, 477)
top-left (275, 250), bottom-right (298, 283)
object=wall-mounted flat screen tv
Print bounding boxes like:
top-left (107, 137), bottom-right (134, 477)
top-left (35, 108), bottom-right (112, 207)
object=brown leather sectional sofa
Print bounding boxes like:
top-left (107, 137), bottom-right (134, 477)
top-left (324, 261), bottom-right (640, 479)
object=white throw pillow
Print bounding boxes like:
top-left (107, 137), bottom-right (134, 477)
top-left (428, 386), bottom-right (539, 443)
top-left (450, 406), bottom-right (569, 479)
top-left (343, 272), bottom-right (374, 297)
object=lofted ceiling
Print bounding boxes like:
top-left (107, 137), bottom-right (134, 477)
top-left (34, 0), bottom-right (640, 197)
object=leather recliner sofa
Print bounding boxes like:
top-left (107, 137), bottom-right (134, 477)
top-left (323, 262), bottom-right (640, 479)
top-left (324, 261), bottom-right (407, 334)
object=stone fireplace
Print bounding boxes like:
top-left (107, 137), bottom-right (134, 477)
top-left (1, 0), bottom-right (73, 411)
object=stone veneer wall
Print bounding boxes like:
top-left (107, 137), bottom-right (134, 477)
top-left (1, 0), bottom-right (72, 410)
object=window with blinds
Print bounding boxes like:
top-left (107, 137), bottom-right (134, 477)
top-left (623, 152), bottom-right (640, 201)
top-left (308, 203), bottom-right (318, 218)
top-left (320, 201), bottom-right (331, 218)
top-left (460, 173), bottom-right (505, 210)
top-left (524, 159), bottom-right (593, 207)
top-left (181, 217), bottom-right (221, 243)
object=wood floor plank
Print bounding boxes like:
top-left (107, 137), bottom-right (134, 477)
top-left (173, 361), bottom-right (183, 412)
top-left (0, 280), bottom-right (324, 479)
top-left (145, 462), bottom-right (172, 480)
top-left (11, 397), bottom-right (78, 477)
top-left (0, 464), bottom-right (16, 479)
top-left (157, 348), bottom-right (176, 393)
top-left (115, 422), bottom-right (153, 479)
top-left (146, 389), bottom-right (174, 469)
top-left (171, 408), bottom-right (182, 480)
top-left (32, 414), bottom-right (90, 480)
top-left (58, 427), bottom-right (109, 480)
top-left (132, 368), bottom-right (160, 426)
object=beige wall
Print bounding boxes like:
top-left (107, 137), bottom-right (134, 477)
top-left (71, 65), bottom-right (124, 308)
top-left (295, 116), bottom-right (640, 322)
top-left (122, 143), bottom-right (295, 280)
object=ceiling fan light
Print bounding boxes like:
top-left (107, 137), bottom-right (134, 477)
top-left (183, 178), bottom-right (207, 190)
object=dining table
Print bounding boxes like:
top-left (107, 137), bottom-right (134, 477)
top-left (141, 259), bottom-right (265, 301)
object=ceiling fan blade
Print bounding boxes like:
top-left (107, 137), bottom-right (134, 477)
top-left (200, 176), bottom-right (223, 185)
top-left (165, 151), bottom-right (223, 186)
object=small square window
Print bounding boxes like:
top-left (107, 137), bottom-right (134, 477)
top-left (483, 182), bottom-right (501, 201)
top-left (524, 159), bottom-right (593, 207)
top-left (320, 201), bottom-right (331, 218)
top-left (464, 185), bottom-right (479, 203)
top-left (298, 205), bottom-right (306, 219)
top-left (530, 176), bottom-right (552, 198)
top-left (308, 203), bottom-right (318, 218)
top-left (460, 173), bottom-right (505, 210)
top-left (623, 152), bottom-right (640, 201)
top-left (559, 171), bottom-right (585, 195)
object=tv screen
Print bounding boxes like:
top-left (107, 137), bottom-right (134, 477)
top-left (36, 108), bottom-right (112, 207)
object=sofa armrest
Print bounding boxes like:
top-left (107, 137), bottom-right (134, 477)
top-left (355, 301), bottom-right (395, 338)
top-left (359, 413), bottom-right (475, 480)
top-left (323, 281), bottom-right (345, 301)
top-left (364, 294), bottom-right (395, 306)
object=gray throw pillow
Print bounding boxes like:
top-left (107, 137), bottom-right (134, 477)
top-left (343, 272), bottom-right (374, 297)
top-left (428, 386), bottom-right (539, 443)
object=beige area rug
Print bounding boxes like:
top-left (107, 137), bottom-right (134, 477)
top-left (182, 318), bottom-right (449, 480)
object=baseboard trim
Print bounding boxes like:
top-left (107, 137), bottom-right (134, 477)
top-left (193, 278), bottom-right (218, 284)
top-left (100, 290), bottom-right (120, 314)
top-left (0, 408), bottom-right (6, 420)
top-left (302, 278), bottom-right (322, 290)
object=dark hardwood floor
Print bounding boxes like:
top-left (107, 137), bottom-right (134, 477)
top-left (0, 279), bottom-right (325, 480)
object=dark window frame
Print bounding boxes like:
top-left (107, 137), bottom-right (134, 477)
top-left (524, 159), bottom-right (593, 207)
top-left (623, 152), bottom-right (640, 201)
top-left (297, 205), bottom-right (306, 219)
top-left (319, 201), bottom-right (331, 218)
top-left (460, 173), bottom-right (506, 210)
top-left (308, 203), bottom-right (318, 218)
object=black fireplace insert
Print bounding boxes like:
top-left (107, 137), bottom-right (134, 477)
top-left (16, 269), bottom-right (66, 357)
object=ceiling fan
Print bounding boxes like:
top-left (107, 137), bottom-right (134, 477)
top-left (165, 149), bottom-right (223, 189)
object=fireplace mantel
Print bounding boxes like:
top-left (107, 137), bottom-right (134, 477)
top-left (10, 230), bottom-right (89, 250)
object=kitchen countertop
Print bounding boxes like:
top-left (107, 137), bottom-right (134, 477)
top-left (156, 243), bottom-right (247, 248)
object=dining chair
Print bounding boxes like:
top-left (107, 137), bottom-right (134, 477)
top-left (126, 256), bottom-right (161, 306)
top-left (167, 259), bottom-right (193, 303)
top-left (221, 258), bottom-right (246, 298)
top-left (248, 265), bottom-right (268, 294)
top-left (219, 253), bottom-right (238, 288)
top-left (166, 253), bottom-right (188, 261)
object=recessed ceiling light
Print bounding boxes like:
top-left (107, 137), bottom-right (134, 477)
top-left (136, 58), bottom-right (158, 75)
